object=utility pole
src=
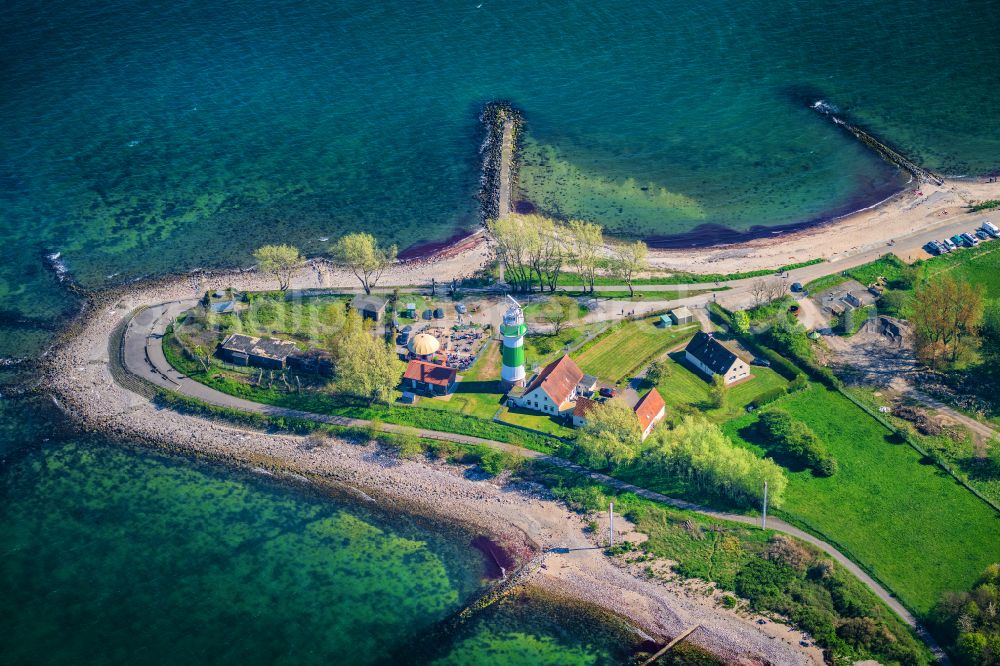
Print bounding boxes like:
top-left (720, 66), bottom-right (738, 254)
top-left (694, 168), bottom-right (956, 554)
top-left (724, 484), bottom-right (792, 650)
top-left (609, 502), bottom-right (614, 548)
top-left (761, 481), bottom-right (768, 529)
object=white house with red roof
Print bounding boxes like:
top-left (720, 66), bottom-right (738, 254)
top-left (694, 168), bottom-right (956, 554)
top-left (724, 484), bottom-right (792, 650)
top-left (510, 355), bottom-right (584, 417)
top-left (633, 388), bottom-right (666, 440)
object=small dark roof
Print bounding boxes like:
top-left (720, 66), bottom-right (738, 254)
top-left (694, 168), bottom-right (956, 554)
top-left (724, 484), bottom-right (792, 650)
top-left (220, 334), bottom-right (298, 360)
top-left (685, 331), bottom-right (742, 376)
top-left (351, 294), bottom-right (387, 311)
top-left (403, 360), bottom-right (457, 387)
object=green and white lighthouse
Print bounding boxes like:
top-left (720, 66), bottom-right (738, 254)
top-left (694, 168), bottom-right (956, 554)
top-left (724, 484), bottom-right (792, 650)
top-left (500, 295), bottom-right (526, 388)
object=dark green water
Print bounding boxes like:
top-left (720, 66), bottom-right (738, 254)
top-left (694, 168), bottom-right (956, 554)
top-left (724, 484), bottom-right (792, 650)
top-left (0, 434), bottom-right (636, 665)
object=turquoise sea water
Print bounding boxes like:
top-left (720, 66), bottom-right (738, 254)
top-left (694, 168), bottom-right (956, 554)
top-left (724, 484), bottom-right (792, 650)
top-left (0, 436), bottom-right (636, 665)
top-left (2, 0), bottom-right (1000, 358)
top-left (2, 0), bottom-right (999, 661)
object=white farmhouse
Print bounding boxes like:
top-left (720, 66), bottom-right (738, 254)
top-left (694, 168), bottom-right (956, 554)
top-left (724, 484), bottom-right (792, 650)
top-left (684, 331), bottom-right (751, 385)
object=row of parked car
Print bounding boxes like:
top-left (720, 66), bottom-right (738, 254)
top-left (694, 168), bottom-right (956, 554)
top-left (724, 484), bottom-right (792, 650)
top-left (924, 221), bottom-right (999, 255)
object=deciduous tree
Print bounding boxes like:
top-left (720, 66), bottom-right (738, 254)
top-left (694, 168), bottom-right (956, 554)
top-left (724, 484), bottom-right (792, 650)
top-left (333, 233), bottom-right (397, 295)
top-left (540, 295), bottom-right (576, 335)
top-left (610, 240), bottom-right (648, 297)
top-left (253, 244), bottom-right (304, 292)
top-left (335, 311), bottom-right (404, 403)
top-left (911, 275), bottom-right (984, 368)
top-left (576, 398), bottom-right (642, 468)
top-left (568, 219), bottom-right (603, 294)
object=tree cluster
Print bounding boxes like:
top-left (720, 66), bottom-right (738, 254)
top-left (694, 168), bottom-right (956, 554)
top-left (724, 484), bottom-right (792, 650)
top-left (757, 409), bottom-right (838, 476)
top-left (911, 275), bottom-right (985, 368)
top-left (931, 564), bottom-right (1000, 665)
top-left (331, 310), bottom-right (404, 404)
top-left (645, 415), bottom-right (787, 507)
top-left (486, 213), bottom-right (648, 294)
top-left (574, 399), bottom-right (642, 468)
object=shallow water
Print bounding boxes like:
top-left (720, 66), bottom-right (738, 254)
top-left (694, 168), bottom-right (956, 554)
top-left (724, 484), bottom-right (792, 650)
top-left (2, 0), bottom-right (999, 356)
top-left (0, 435), bottom-right (642, 665)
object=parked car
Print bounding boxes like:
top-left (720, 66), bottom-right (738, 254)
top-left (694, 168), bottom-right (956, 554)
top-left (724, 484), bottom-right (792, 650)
top-left (599, 387), bottom-right (618, 398)
top-left (924, 241), bottom-right (942, 255)
top-left (961, 232), bottom-right (980, 247)
top-left (455, 303), bottom-right (468, 315)
top-left (976, 229), bottom-right (990, 241)
top-left (790, 282), bottom-right (803, 292)
top-left (433, 307), bottom-right (445, 319)
top-left (942, 238), bottom-right (958, 251)
top-left (981, 222), bottom-right (1000, 238)
top-left (422, 309), bottom-right (433, 320)
top-left (751, 357), bottom-right (772, 367)
top-left (951, 234), bottom-right (969, 248)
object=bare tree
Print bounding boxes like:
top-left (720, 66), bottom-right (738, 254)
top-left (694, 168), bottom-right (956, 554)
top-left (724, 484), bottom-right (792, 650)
top-left (750, 278), bottom-right (769, 307)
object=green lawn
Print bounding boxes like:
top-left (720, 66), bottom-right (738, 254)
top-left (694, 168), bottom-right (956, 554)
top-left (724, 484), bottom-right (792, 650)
top-left (923, 241), bottom-right (1000, 299)
top-left (573, 320), bottom-right (699, 384)
top-left (723, 386), bottom-right (1000, 615)
top-left (498, 406), bottom-right (576, 439)
top-left (523, 324), bottom-right (601, 369)
top-left (420, 340), bottom-right (504, 420)
top-left (655, 354), bottom-right (789, 422)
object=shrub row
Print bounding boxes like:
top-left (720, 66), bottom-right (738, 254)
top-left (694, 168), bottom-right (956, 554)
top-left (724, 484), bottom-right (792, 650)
top-left (758, 409), bottom-right (838, 476)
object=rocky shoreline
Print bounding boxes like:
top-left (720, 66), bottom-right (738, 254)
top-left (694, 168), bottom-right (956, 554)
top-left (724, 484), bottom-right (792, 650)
top-left (41, 270), bottom-right (823, 665)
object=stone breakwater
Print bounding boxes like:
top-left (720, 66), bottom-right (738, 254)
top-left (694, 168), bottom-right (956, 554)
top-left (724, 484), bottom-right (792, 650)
top-left (479, 101), bottom-right (523, 223)
top-left (41, 273), bottom-right (820, 665)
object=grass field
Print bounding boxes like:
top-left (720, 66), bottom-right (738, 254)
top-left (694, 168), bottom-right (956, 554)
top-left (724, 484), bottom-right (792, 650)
top-left (573, 320), bottom-right (698, 384)
top-left (922, 241), bottom-right (1000, 299)
top-left (723, 386), bottom-right (1000, 615)
top-left (654, 353), bottom-right (789, 422)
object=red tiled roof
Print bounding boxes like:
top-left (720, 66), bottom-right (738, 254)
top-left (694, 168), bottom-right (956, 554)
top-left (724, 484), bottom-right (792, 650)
top-left (403, 360), bottom-right (456, 387)
top-left (634, 388), bottom-right (666, 433)
top-left (573, 396), bottom-right (598, 418)
top-left (524, 355), bottom-right (583, 406)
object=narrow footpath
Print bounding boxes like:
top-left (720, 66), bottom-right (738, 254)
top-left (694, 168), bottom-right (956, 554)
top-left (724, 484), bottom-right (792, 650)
top-left (126, 301), bottom-right (947, 661)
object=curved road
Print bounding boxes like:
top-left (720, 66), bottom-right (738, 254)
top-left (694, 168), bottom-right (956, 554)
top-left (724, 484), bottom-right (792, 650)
top-left (124, 300), bottom-right (947, 662)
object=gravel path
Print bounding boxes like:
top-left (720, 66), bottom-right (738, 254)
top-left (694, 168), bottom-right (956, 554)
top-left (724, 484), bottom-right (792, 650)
top-left (45, 278), bottom-right (830, 665)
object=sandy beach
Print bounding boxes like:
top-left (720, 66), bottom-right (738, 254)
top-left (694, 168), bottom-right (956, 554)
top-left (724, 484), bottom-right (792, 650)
top-left (643, 178), bottom-right (1000, 275)
top-left (44, 276), bottom-right (823, 665)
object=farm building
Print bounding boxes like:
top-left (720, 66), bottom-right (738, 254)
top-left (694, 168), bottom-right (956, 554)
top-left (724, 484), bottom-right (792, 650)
top-left (684, 331), bottom-right (750, 385)
top-left (577, 374), bottom-right (599, 398)
top-left (218, 334), bottom-right (299, 370)
top-left (634, 388), bottom-right (666, 440)
top-left (572, 396), bottom-right (598, 427)
top-left (669, 306), bottom-right (694, 325)
top-left (402, 359), bottom-right (457, 396)
top-left (511, 354), bottom-right (584, 417)
top-left (286, 348), bottom-right (335, 376)
top-left (350, 294), bottom-right (387, 322)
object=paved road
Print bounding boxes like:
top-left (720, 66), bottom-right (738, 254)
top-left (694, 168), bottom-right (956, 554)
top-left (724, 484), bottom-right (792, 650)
top-left (124, 301), bottom-right (947, 661)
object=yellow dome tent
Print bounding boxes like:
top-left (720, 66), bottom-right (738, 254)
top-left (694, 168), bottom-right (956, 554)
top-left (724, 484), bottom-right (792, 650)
top-left (408, 333), bottom-right (440, 356)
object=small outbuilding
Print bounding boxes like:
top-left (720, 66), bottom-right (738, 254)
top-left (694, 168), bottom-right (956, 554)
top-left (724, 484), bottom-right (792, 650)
top-left (577, 374), bottom-right (599, 398)
top-left (402, 360), bottom-right (457, 396)
top-left (669, 306), bottom-right (694, 326)
top-left (350, 294), bottom-right (387, 322)
top-left (286, 349), bottom-right (335, 376)
top-left (218, 334), bottom-right (298, 370)
top-left (658, 314), bottom-right (673, 328)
